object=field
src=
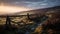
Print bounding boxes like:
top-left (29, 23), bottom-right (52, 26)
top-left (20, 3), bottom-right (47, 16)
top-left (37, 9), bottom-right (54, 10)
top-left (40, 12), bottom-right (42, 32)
top-left (0, 6), bottom-right (60, 34)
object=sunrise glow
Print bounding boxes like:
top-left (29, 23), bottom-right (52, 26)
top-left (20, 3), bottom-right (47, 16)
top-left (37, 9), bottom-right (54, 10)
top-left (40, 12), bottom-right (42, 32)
top-left (0, 5), bottom-right (31, 15)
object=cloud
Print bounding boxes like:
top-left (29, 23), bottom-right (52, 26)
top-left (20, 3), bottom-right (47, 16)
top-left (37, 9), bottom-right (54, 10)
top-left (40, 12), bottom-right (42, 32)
top-left (0, 0), bottom-right (60, 9)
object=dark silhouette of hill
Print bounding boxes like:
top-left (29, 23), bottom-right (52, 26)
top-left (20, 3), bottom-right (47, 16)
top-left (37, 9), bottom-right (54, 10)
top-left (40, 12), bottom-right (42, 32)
top-left (15, 6), bottom-right (60, 15)
top-left (2, 6), bottom-right (60, 16)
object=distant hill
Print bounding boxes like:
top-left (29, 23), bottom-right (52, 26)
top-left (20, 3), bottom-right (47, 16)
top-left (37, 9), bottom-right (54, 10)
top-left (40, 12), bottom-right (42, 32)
top-left (14, 6), bottom-right (60, 15)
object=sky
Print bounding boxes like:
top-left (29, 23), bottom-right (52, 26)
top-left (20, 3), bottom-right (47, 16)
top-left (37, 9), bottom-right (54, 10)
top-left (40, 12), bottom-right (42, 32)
top-left (0, 0), bottom-right (60, 9)
top-left (0, 0), bottom-right (60, 15)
